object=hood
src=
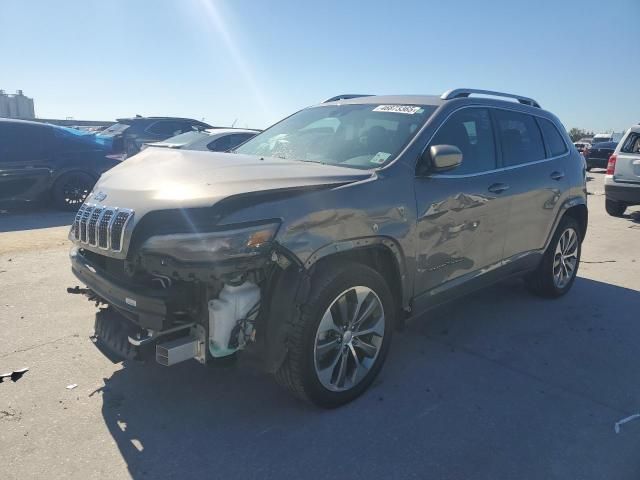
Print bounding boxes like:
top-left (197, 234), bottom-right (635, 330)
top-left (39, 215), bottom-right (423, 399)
top-left (87, 148), bottom-right (373, 215)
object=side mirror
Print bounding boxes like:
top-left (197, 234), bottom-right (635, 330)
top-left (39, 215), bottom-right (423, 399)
top-left (428, 144), bottom-right (463, 172)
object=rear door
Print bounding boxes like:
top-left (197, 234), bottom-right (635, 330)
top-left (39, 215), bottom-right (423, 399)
top-left (0, 123), bottom-right (53, 202)
top-left (413, 107), bottom-right (510, 295)
top-left (615, 131), bottom-right (640, 184)
top-left (494, 110), bottom-right (569, 259)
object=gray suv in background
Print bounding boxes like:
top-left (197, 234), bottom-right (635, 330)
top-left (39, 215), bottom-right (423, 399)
top-left (68, 88), bottom-right (587, 407)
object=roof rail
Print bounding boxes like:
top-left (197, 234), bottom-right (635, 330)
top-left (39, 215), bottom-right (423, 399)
top-left (322, 94), bottom-right (373, 103)
top-left (441, 88), bottom-right (541, 108)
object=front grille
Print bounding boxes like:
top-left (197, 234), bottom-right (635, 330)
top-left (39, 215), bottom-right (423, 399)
top-left (73, 204), bottom-right (134, 253)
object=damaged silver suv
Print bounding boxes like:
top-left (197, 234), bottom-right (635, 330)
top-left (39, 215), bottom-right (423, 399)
top-left (69, 89), bottom-right (587, 407)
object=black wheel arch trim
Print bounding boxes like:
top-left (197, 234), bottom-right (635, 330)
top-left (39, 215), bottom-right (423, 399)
top-left (303, 236), bottom-right (408, 308)
top-left (543, 196), bottom-right (588, 251)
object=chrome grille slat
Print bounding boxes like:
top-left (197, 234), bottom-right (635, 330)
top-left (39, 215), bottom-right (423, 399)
top-left (111, 211), bottom-right (132, 252)
top-left (87, 207), bottom-right (103, 246)
top-left (72, 205), bottom-right (86, 240)
top-left (97, 210), bottom-right (114, 249)
top-left (71, 204), bottom-right (134, 255)
top-left (79, 206), bottom-right (94, 243)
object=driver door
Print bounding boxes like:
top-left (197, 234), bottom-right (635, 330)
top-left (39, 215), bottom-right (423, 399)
top-left (413, 107), bottom-right (510, 302)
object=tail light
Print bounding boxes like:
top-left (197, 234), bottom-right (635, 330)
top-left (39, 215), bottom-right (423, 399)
top-left (606, 154), bottom-right (617, 175)
top-left (583, 148), bottom-right (589, 157)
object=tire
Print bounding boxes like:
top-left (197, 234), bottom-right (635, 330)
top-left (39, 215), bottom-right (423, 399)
top-left (51, 171), bottom-right (95, 210)
top-left (526, 216), bottom-right (582, 298)
top-left (275, 261), bottom-right (395, 408)
top-left (605, 199), bottom-right (626, 217)
top-left (586, 165), bottom-right (592, 172)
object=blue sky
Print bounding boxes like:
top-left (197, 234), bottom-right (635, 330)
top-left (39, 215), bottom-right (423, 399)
top-left (1, 0), bottom-right (638, 132)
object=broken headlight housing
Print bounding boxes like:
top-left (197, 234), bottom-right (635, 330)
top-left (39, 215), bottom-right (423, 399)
top-left (139, 222), bottom-right (280, 263)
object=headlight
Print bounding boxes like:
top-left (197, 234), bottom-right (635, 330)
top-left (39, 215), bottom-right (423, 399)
top-left (140, 222), bottom-right (280, 262)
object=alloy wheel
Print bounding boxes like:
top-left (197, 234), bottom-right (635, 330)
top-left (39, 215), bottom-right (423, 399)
top-left (313, 286), bottom-right (385, 392)
top-left (553, 227), bottom-right (578, 289)
top-left (61, 174), bottom-right (91, 207)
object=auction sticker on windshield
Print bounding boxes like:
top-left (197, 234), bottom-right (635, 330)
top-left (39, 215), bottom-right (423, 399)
top-left (373, 105), bottom-right (422, 114)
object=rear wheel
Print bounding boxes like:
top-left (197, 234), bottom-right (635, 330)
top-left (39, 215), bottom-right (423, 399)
top-left (605, 198), bottom-right (626, 217)
top-left (51, 171), bottom-right (94, 210)
top-left (276, 262), bottom-right (394, 408)
top-left (527, 216), bottom-right (581, 298)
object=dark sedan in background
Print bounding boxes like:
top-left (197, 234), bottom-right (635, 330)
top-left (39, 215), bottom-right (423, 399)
top-left (585, 141), bottom-right (618, 170)
top-left (95, 116), bottom-right (213, 159)
top-left (0, 119), bottom-right (120, 209)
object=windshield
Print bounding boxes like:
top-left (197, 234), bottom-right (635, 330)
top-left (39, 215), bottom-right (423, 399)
top-left (98, 122), bottom-right (130, 136)
top-left (235, 103), bottom-right (436, 169)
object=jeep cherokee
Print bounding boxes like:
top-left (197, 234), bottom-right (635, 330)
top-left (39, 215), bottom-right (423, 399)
top-left (68, 88), bottom-right (588, 407)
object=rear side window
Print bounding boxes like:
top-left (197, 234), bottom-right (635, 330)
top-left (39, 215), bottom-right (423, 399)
top-left (147, 121), bottom-right (187, 136)
top-left (207, 135), bottom-right (232, 151)
top-left (429, 108), bottom-right (496, 175)
top-left (0, 124), bottom-right (51, 159)
top-left (226, 133), bottom-right (255, 149)
top-left (538, 118), bottom-right (568, 157)
top-left (494, 110), bottom-right (546, 166)
top-left (621, 133), bottom-right (640, 154)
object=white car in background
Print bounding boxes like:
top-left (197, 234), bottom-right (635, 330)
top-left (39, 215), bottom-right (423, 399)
top-left (604, 124), bottom-right (640, 216)
top-left (141, 128), bottom-right (260, 153)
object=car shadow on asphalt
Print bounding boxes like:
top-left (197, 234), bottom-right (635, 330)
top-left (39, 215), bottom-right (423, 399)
top-left (0, 205), bottom-right (75, 233)
top-left (96, 277), bottom-right (640, 479)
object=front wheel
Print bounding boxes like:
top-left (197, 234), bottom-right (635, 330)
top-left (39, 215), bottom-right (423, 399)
top-left (51, 171), bottom-right (95, 210)
top-left (276, 262), bottom-right (395, 408)
top-left (526, 216), bottom-right (582, 298)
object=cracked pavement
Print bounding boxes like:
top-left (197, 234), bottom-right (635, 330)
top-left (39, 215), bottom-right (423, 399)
top-left (1, 171), bottom-right (639, 479)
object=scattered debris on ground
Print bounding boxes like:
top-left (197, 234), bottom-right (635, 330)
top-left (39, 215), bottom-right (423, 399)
top-left (0, 407), bottom-right (22, 421)
top-left (0, 367), bottom-right (29, 383)
top-left (66, 383), bottom-right (78, 390)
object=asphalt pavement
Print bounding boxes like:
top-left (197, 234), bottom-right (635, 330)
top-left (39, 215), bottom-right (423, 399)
top-left (1, 171), bottom-right (639, 480)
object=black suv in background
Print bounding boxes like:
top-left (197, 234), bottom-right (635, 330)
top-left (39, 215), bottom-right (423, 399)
top-left (0, 119), bottom-right (120, 209)
top-left (96, 116), bottom-right (213, 158)
top-left (584, 141), bottom-right (618, 170)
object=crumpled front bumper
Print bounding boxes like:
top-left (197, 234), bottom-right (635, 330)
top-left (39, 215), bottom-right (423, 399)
top-left (70, 247), bottom-right (168, 331)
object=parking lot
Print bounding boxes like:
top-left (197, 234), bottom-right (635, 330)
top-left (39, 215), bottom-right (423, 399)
top-left (0, 171), bottom-right (639, 479)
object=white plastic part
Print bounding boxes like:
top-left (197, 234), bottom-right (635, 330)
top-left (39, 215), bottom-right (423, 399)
top-left (208, 282), bottom-right (260, 357)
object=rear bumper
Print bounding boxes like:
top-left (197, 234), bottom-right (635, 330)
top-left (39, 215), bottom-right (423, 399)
top-left (70, 247), bottom-right (169, 330)
top-left (586, 157), bottom-right (609, 168)
top-left (604, 182), bottom-right (640, 205)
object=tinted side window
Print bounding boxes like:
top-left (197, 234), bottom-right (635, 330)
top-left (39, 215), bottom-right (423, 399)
top-left (227, 133), bottom-right (254, 150)
top-left (494, 110), bottom-right (546, 166)
top-left (147, 121), bottom-right (184, 136)
top-left (621, 133), bottom-right (640, 154)
top-left (207, 135), bottom-right (232, 151)
top-left (0, 124), bottom-right (50, 159)
top-left (538, 118), bottom-right (568, 157)
top-left (429, 108), bottom-right (496, 175)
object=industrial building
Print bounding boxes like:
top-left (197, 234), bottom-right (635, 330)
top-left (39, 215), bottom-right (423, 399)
top-left (0, 89), bottom-right (35, 119)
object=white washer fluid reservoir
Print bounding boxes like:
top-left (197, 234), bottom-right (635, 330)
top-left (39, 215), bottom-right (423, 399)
top-left (208, 282), bottom-right (260, 357)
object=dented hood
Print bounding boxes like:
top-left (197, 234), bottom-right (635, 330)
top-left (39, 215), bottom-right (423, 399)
top-left (88, 148), bottom-right (372, 214)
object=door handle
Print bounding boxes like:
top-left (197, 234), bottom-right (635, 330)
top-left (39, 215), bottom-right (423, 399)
top-left (488, 183), bottom-right (510, 194)
top-left (550, 171), bottom-right (565, 181)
